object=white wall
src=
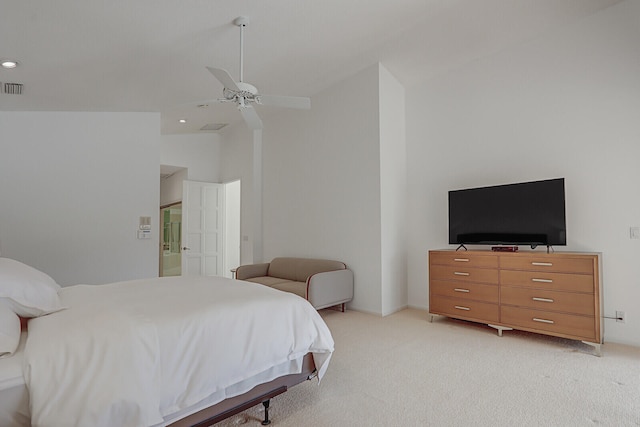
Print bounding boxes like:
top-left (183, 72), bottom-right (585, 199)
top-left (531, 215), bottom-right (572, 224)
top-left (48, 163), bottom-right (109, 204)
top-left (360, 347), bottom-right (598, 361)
top-left (260, 64), bottom-right (384, 314)
top-left (218, 63), bottom-right (408, 315)
top-left (160, 133), bottom-right (221, 206)
top-left (160, 168), bottom-right (187, 207)
top-left (406, 0), bottom-right (640, 345)
top-left (379, 64), bottom-right (408, 316)
top-left (224, 179), bottom-right (241, 276)
top-left (0, 111), bottom-right (160, 286)
top-left (160, 133), bottom-right (221, 183)
top-left (219, 124), bottom-right (255, 265)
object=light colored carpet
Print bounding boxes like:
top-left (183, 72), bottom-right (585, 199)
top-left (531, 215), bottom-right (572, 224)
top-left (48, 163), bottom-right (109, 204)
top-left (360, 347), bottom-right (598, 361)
top-left (218, 308), bottom-right (640, 426)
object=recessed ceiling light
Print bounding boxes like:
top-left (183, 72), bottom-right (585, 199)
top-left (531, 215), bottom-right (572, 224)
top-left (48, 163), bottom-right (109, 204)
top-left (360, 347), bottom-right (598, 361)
top-left (1, 60), bottom-right (18, 69)
top-left (179, 119), bottom-right (187, 123)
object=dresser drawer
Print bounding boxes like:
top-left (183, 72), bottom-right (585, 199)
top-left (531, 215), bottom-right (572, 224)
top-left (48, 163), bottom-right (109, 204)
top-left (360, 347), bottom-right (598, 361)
top-left (501, 306), bottom-right (596, 341)
top-left (499, 255), bottom-right (594, 274)
top-left (430, 265), bottom-right (499, 285)
top-left (430, 297), bottom-right (499, 323)
top-left (500, 270), bottom-right (593, 293)
top-left (500, 287), bottom-right (595, 316)
top-left (429, 251), bottom-right (498, 268)
top-left (430, 280), bottom-right (499, 303)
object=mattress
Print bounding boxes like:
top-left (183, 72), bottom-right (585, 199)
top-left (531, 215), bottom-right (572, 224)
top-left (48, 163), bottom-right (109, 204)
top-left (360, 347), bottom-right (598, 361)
top-left (0, 332), bottom-right (29, 427)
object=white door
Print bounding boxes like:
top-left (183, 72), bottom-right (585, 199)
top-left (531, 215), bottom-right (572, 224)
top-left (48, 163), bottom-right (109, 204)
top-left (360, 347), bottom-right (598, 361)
top-left (181, 181), bottom-right (224, 276)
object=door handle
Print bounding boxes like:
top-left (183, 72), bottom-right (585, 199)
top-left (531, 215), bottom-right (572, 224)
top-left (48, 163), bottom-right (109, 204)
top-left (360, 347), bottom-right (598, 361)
top-left (182, 247), bottom-right (191, 251)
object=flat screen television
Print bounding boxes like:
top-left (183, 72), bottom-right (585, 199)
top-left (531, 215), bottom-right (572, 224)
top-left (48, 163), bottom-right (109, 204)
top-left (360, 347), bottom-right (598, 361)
top-left (448, 178), bottom-right (566, 247)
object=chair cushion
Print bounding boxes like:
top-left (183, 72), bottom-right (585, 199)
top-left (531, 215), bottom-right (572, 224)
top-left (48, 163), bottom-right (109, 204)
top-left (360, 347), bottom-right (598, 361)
top-left (268, 257), bottom-right (346, 282)
top-left (245, 276), bottom-right (307, 299)
top-left (270, 281), bottom-right (306, 299)
top-left (266, 258), bottom-right (298, 281)
top-left (245, 276), bottom-right (291, 287)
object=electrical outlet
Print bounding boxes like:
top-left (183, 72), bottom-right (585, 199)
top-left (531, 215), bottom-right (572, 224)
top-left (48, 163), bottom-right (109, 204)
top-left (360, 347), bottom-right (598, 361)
top-left (616, 310), bottom-right (625, 323)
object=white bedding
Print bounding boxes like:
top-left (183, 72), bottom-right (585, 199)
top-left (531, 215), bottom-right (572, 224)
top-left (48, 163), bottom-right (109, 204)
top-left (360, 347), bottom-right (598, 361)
top-left (23, 276), bottom-right (334, 427)
top-left (0, 332), bottom-right (29, 426)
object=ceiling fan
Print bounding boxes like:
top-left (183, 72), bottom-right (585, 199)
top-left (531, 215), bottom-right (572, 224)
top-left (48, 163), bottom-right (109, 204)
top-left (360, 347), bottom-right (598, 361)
top-left (197, 16), bottom-right (311, 130)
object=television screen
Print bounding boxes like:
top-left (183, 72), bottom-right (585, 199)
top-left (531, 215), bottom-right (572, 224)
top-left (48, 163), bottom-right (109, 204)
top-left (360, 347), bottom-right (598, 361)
top-left (448, 178), bottom-right (566, 247)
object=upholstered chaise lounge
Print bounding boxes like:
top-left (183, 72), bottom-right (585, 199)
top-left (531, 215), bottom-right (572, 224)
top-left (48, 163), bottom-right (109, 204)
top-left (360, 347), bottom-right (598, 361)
top-left (235, 257), bottom-right (354, 311)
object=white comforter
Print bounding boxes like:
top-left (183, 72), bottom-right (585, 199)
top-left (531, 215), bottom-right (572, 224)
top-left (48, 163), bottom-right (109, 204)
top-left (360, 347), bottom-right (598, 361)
top-left (23, 276), bottom-right (334, 427)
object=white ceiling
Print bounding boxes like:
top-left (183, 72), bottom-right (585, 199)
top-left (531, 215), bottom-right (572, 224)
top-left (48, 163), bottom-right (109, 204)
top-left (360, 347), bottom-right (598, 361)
top-left (0, 0), bottom-right (622, 134)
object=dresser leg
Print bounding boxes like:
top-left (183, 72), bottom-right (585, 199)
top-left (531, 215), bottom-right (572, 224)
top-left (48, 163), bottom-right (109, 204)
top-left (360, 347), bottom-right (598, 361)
top-left (582, 341), bottom-right (602, 357)
top-left (488, 324), bottom-right (512, 337)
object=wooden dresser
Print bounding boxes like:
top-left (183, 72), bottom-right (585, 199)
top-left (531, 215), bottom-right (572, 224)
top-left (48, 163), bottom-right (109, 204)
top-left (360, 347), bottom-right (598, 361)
top-left (428, 250), bottom-right (602, 352)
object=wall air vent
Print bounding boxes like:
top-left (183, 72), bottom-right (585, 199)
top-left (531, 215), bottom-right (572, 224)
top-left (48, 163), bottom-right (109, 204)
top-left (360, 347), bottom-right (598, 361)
top-left (200, 123), bottom-right (227, 131)
top-left (4, 83), bottom-right (23, 95)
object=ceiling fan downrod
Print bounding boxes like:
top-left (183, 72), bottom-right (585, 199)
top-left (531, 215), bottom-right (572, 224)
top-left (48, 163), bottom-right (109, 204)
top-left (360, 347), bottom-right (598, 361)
top-left (233, 16), bottom-right (249, 83)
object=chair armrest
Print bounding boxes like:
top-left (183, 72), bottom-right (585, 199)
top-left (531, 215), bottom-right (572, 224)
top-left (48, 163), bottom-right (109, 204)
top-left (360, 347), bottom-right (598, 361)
top-left (307, 269), bottom-right (354, 310)
top-left (236, 263), bottom-right (270, 280)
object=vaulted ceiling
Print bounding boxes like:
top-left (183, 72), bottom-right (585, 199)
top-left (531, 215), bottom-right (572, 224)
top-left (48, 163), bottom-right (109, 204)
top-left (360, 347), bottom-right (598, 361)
top-left (0, 0), bottom-right (622, 134)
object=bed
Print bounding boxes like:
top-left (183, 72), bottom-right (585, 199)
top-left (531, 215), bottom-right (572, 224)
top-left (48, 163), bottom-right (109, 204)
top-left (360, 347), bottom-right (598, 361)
top-left (0, 257), bottom-right (334, 427)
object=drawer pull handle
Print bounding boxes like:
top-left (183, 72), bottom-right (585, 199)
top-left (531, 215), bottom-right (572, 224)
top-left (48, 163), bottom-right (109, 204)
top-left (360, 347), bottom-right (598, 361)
top-left (532, 278), bottom-right (553, 283)
top-left (532, 262), bottom-right (553, 266)
top-left (454, 288), bottom-right (470, 293)
top-left (454, 306), bottom-right (471, 311)
top-left (532, 297), bottom-right (554, 303)
top-left (454, 272), bottom-right (470, 276)
top-left (454, 258), bottom-right (470, 262)
top-left (533, 318), bottom-right (555, 324)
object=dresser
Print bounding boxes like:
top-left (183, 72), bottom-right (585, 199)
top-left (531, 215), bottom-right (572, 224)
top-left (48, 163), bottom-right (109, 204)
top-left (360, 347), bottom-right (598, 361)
top-left (428, 250), bottom-right (602, 353)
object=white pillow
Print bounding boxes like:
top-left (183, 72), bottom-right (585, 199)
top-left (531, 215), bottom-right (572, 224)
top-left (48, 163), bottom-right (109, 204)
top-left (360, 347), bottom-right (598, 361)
top-left (0, 302), bottom-right (21, 358)
top-left (0, 257), bottom-right (64, 317)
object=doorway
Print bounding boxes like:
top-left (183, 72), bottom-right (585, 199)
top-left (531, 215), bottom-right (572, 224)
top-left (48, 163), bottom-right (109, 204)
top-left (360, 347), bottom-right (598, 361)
top-left (158, 179), bottom-right (241, 278)
top-left (160, 202), bottom-right (182, 277)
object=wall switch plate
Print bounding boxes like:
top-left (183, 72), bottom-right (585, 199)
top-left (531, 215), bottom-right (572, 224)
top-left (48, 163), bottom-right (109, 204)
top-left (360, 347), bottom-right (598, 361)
top-left (137, 230), bottom-right (152, 239)
top-left (630, 227), bottom-right (640, 239)
top-left (139, 216), bottom-right (152, 230)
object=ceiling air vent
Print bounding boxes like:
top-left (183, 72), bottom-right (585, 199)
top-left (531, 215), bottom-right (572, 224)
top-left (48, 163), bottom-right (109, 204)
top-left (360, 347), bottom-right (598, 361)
top-left (4, 83), bottom-right (23, 95)
top-left (200, 123), bottom-right (228, 131)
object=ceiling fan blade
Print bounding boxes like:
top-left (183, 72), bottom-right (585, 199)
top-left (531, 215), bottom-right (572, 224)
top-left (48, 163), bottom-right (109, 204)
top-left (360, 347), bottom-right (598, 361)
top-left (239, 105), bottom-right (263, 130)
top-left (256, 94), bottom-right (311, 110)
top-left (206, 67), bottom-right (240, 91)
top-left (176, 98), bottom-right (227, 108)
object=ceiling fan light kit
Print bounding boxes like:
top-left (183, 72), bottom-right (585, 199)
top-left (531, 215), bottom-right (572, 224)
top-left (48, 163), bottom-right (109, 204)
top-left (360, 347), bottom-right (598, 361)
top-left (187, 16), bottom-right (311, 130)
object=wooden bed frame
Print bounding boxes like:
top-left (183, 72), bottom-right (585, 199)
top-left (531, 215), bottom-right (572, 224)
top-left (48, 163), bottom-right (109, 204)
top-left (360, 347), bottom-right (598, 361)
top-left (167, 354), bottom-right (316, 426)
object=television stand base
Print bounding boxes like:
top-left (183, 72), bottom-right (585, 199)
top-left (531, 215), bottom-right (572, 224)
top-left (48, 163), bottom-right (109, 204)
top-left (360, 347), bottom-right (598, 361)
top-left (455, 244), bottom-right (467, 251)
top-left (529, 244), bottom-right (554, 253)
